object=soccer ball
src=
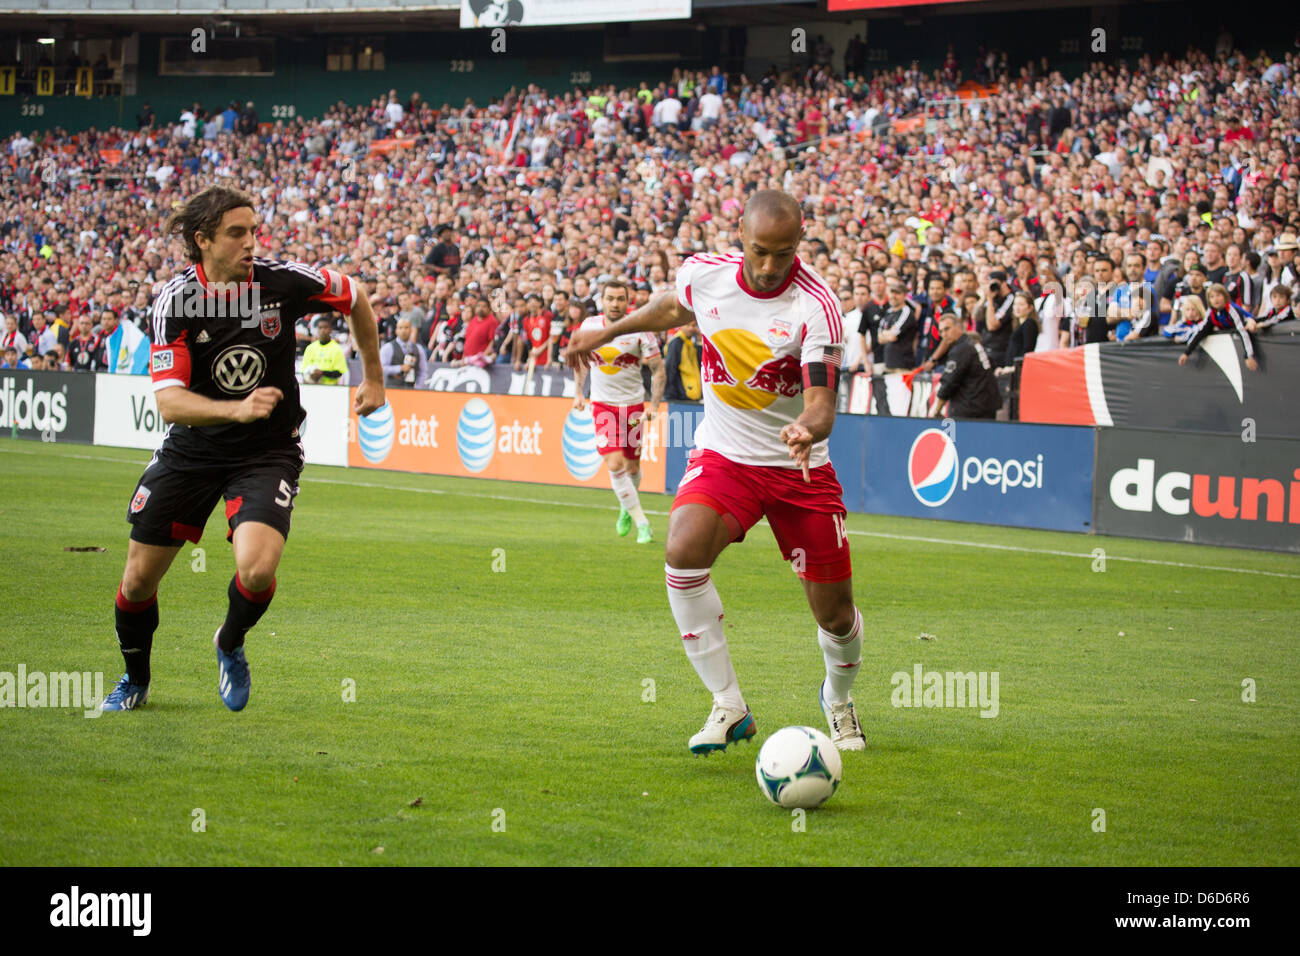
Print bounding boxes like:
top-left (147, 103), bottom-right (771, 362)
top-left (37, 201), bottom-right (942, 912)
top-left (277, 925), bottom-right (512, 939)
top-left (755, 726), bottom-right (842, 809)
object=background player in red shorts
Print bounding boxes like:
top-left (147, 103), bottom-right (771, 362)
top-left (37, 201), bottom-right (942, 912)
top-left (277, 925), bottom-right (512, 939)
top-left (101, 185), bottom-right (384, 712)
top-left (571, 278), bottom-right (666, 543)
top-left (566, 190), bottom-right (866, 754)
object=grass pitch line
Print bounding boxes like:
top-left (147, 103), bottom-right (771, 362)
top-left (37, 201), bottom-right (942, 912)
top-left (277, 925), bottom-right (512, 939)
top-left (7, 444), bottom-right (1297, 580)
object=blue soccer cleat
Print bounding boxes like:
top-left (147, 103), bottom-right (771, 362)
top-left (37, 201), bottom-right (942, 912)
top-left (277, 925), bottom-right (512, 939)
top-left (214, 629), bottom-right (251, 712)
top-left (100, 674), bottom-right (150, 711)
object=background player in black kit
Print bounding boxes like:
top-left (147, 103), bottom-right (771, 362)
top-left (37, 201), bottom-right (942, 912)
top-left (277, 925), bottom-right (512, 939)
top-left (102, 186), bottom-right (384, 712)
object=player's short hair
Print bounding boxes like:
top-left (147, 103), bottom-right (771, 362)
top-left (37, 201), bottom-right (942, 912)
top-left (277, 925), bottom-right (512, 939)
top-left (165, 185), bottom-right (257, 263)
top-left (601, 278), bottom-right (629, 298)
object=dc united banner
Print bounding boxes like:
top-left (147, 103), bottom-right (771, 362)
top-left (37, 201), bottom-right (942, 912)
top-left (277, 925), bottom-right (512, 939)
top-left (460, 0), bottom-right (690, 28)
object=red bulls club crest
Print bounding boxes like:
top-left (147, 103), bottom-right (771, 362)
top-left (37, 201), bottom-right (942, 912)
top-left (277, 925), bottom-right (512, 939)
top-left (130, 486), bottom-right (151, 514)
top-left (766, 318), bottom-right (793, 345)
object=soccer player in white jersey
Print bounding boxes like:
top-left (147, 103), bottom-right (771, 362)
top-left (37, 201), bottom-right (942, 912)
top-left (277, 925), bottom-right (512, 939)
top-left (571, 278), bottom-right (666, 543)
top-left (566, 190), bottom-right (866, 754)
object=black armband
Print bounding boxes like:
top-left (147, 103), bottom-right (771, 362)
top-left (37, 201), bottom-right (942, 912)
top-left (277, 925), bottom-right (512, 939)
top-left (802, 362), bottom-right (839, 391)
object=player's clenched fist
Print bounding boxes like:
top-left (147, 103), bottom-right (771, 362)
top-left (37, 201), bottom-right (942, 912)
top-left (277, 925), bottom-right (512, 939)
top-left (234, 386), bottom-right (283, 423)
top-left (353, 380), bottom-right (385, 417)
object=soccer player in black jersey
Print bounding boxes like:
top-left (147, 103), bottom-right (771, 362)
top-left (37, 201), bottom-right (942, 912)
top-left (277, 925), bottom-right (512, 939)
top-left (101, 185), bottom-right (385, 712)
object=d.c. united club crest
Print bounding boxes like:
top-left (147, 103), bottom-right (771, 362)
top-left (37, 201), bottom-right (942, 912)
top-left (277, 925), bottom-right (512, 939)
top-left (260, 308), bottom-right (281, 338)
top-left (130, 486), bottom-right (151, 514)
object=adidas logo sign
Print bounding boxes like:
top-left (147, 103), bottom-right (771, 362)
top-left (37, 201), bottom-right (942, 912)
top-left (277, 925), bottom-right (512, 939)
top-left (196, 330), bottom-right (211, 343)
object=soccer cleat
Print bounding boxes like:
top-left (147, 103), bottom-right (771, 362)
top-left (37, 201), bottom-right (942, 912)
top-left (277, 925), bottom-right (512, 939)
top-left (820, 680), bottom-right (866, 751)
top-left (214, 629), bottom-right (251, 712)
top-left (616, 508), bottom-right (632, 537)
top-left (636, 523), bottom-right (654, 544)
top-left (100, 674), bottom-right (149, 711)
top-left (688, 703), bottom-right (756, 755)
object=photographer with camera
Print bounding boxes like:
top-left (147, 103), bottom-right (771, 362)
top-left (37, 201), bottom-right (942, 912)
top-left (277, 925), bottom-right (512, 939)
top-left (974, 270), bottom-right (1015, 367)
top-left (380, 316), bottom-right (429, 389)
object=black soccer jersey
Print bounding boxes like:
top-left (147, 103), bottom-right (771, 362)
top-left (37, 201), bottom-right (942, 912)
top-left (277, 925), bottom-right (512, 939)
top-left (149, 257), bottom-right (357, 458)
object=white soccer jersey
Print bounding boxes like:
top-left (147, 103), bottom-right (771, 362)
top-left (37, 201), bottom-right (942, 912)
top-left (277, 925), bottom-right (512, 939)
top-left (583, 313), bottom-right (661, 406)
top-left (675, 251), bottom-right (844, 468)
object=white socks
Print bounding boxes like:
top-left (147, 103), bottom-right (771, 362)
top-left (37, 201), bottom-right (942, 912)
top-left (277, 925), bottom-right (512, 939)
top-left (818, 607), bottom-right (863, 705)
top-left (610, 468), bottom-right (648, 527)
top-left (665, 566), bottom-right (745, 712)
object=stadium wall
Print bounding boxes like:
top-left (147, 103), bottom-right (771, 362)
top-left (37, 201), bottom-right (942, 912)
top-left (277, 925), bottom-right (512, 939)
top-left (1020, 327), bottom-right (1300, 441)
top-left (6, 369), bottom-right (1297, 552)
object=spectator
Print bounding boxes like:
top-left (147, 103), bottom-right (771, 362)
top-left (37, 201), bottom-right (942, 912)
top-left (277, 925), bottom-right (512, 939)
top-left (458, 296), bottom-right (500, 368)
top-left (1001, 292), bottom-right (1041, 370)
top-left (301, 316), bottom-right (349, 385)
top-left (934, 315), bottom-right (1002, 420)
top-left (975, 270), bottom-right (1015, 367)
top-left (1, 346), bottom-right (28, 370)
top-left (2, 313), bottom-right (29, 356)
top-left (1250, 284), bottom-right (1294, 332)
top-left (380, 317), bottom-right (429, 388)
top-left (219, 101), bottom-right (239, 132)
top-left (28, 310), bottom-right (68, 358)
top-left (664, 319), bottom-right (701, 401)
top-left (431, 298), bottom-right (465, 364)
top-left (423, 226), bottom-right (461, 279)
top-left (96, 308), bottom-right (148, 374)
top-left (66, 315), bottom-right (101, 372)
top-left (521, 294), bottom-right (553, 370)
top-left (1180, 284), bottom-right (1258, 371)
top-left (238, 101), bottom-right (259, 136)
top-left (876, 280), bottom-right (918, 373)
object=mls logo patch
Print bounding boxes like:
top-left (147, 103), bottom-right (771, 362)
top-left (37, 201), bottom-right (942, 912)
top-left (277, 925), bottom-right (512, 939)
top-left (259, 309), bottom-right (281, 338)
top-left (151, 349), bottom-right (174, 373)
top-left (130, 486), bottom-right (151, 514)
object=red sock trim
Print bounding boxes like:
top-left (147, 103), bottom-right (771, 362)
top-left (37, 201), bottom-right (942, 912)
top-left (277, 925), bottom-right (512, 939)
top-left (235, 573), bottom-right (276, 603)
top-left (116, 585), bottom-right (157, 613)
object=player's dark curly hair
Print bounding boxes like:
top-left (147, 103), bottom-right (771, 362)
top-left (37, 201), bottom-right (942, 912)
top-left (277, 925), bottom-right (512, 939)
top-left (164, 186), bottom-right (256, 263)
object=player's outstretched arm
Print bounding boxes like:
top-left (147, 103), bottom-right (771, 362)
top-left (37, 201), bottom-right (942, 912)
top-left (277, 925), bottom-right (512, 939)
top-left (564, 292), bottom-right (691, 371)
top-left (345, 282), bottom-right (386, 415)
top-left (780, 385), bottom-right (836, 474)
top-left (156, 385), bottom-right (284, 426)
top-left (644, 354), bottom-right (666, 421)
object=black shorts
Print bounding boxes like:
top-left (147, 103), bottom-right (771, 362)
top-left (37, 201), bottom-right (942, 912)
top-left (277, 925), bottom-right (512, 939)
top-left (126, 447), bottom-right (303, 547)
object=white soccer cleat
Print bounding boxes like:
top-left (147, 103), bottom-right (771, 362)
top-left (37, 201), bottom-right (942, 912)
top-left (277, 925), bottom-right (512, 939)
top-left (688, 702), bottom-right (756, 755)
top-left (819, 681), bottom-right (866, 751)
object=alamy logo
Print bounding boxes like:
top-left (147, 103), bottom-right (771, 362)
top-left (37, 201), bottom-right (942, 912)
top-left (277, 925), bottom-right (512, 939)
top-left (212, 346), bottom-right (265, 394)
top-left (1, 667), bottom-right (106, 717)
top-left (891, 664), bottom-right (1000, 718)
top-left (49, 886), bottom-right (151, 936)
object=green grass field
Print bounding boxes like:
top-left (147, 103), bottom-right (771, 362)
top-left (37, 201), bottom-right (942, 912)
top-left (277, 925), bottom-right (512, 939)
top-left (1, 436), bottom-right (1297, 866)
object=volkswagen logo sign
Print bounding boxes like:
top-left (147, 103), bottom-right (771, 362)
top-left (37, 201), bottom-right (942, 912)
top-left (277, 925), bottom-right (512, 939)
top-left (212, 345), bottom-right (266, 395)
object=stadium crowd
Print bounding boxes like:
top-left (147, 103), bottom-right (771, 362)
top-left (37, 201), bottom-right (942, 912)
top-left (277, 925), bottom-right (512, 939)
top-left (2, 39), bottom-right (1298, 401)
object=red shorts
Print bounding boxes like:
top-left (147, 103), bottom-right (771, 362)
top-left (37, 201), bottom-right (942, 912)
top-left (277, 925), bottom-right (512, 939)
top-left (591, 402), bottom-right (645, 460)
top-left (672, 449), bottom-right (852, 582)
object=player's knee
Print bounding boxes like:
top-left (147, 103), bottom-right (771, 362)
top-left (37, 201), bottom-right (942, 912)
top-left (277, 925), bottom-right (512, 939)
top-left (665, 538), bottom-right (709, 571)
top-left (817, 606), bottom-right (857, 637)
top-left (237, 563), bottom-right (276, 594)
top-left (119, 571), bottom-right (156, 604)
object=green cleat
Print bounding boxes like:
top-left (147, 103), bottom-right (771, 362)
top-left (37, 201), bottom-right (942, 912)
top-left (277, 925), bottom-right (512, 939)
top-left (636, 523), bottom-right (654, 544)
top-left (616, 509), bottom-right (632, 536)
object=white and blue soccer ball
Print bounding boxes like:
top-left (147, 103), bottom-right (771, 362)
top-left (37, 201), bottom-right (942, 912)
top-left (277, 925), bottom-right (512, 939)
top-left (755, 726), bottom-right (842, 809)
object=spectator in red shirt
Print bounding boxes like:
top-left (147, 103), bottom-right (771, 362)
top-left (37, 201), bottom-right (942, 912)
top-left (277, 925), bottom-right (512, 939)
top-left (521, 294), bottom-right (553, 370)
top-left (457, 296), bottom-right (500, 368)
